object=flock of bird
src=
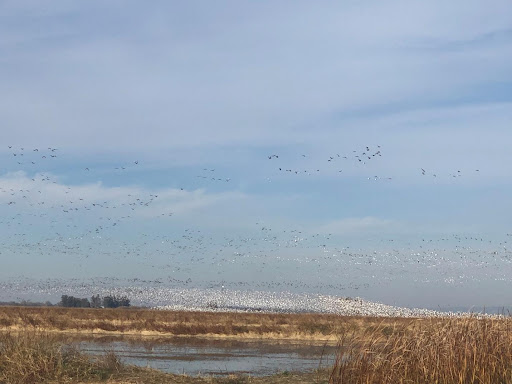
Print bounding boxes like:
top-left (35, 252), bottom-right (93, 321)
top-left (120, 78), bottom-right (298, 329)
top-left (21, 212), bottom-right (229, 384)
top-left (267, 146), bottom-right (383, 177)
top-left (0, 143), bottom-right (507, 308)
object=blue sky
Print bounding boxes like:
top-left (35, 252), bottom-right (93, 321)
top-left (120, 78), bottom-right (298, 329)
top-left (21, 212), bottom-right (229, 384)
top-left (1, 1), bottom-right (512, 307)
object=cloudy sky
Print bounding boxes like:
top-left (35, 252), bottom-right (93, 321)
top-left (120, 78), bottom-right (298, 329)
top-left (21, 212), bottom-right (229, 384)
top-left (1, 1), bottom-right (511, 307)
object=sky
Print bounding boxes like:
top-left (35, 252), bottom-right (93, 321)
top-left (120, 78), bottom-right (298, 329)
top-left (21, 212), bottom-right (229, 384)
top-left (1, 1), bottom-right (512, 308)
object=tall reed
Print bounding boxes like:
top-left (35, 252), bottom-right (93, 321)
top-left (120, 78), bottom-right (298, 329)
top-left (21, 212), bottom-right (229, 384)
top-left (330, 316), bottom-right (512, 384)
top-left (0, 331), bottom-right (121, 383)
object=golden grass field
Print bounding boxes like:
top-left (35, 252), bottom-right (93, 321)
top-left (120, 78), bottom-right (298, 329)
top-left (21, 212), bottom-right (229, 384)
top-left (0, 306), bottom-right (410, 341)
top-left (2, 306), bottom-right (512, 383)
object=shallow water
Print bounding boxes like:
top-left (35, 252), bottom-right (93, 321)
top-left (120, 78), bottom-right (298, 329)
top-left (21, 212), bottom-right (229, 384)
top-left (76, 336), bottom-right (337, 376)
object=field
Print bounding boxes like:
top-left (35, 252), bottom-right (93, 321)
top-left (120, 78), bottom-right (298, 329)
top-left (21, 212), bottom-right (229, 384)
top-left (0, 306), bottom-right (411, 341)
top-left (2, 307), bottom-right (512, 383)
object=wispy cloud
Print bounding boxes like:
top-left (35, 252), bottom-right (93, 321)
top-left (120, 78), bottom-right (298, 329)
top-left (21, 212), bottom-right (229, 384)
top-left (0, 171), bottom-right (247, 218)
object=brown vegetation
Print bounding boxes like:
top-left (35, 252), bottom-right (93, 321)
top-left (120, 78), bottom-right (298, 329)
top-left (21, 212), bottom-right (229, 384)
top-left (0, 331), bottom-right (122, 383)
top-left (0, 331), bottom-right (330, 383)
top-left (0, 306), bottom-right (409, 341)
top-left (329, 316), bottom-right (512, 384)
top-left (3, 308), bottom-right (512, 383)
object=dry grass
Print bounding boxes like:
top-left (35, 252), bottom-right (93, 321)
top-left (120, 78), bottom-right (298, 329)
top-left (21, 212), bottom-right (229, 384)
top-left (94, 369), bottom-right (330, 384)
top-left (329, 316), bottom-right (512, 384)
top-left (0, 331), bottom-right (122, 383)
top-left (4, 310), bottom-right (512, 384)
top-left (0, 306), bottom-right (410, 341)
top-left (0, 330), bottom-right (330, 383)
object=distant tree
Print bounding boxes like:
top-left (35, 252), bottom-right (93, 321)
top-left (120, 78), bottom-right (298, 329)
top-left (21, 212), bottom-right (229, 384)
top-left (118, 296), bottom-right (130, 307)
top-left (102, 295), bottom-right (130, 308)
top-left (91, 294), bottom-right (102, 308)
top-left (60, 295), bottom-right (90, 308)
top-left (102, 295), bottom-right (118, 308)
top-left (60, 295), bottom-right (70, 307)
top-left (80, 298), bottom-right (91, 308)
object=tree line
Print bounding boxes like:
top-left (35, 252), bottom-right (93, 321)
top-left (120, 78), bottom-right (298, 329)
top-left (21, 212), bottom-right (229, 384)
top-left (59, 294), bottom-right (130, 308)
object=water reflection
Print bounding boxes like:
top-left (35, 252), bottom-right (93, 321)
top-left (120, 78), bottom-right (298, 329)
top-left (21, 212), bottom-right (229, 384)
top-left (75, 336), bottom-right (337, 376)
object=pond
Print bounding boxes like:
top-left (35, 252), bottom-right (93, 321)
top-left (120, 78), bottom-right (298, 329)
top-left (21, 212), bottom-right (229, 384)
top-left (76, 336), bottom-right (338, 376)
